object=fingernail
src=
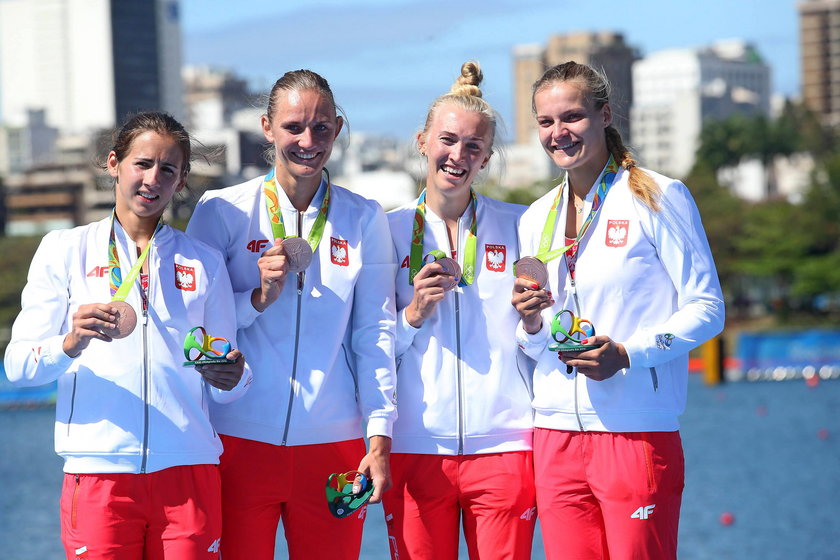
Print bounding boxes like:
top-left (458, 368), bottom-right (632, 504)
top-left (531, 283), bottom-right (539, 290)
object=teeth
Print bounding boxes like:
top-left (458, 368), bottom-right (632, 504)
top-left (556, 142), bottom-right (577, 150)
top-left (296, 152), bottom-right (317, 160)
top-left (138, 192), bottom-right (158, 200)
top-left (443, 165), bottom-right (466, 176)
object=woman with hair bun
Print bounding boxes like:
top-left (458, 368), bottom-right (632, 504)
top-left (512, 61), bottom-right (725, 559)
top-left (4, 111), bottom-right (250, 559)
top-left (384, 61), bottom-right (536, 559)
top-left (187, 69), bottom-right (397, 560)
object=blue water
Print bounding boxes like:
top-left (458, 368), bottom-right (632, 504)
top-left (1, 376), bottom-right (839, 559)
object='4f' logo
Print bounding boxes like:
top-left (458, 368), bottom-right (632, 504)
top-left (247, 239), bottom-right (270, 253)
top-left (631, 505), bottom-right (656, 520)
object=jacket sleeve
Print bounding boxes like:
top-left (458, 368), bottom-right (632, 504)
top-left (4, 231), bottom-right (76, 386)
top-left (621, 180), bottom-right (725, 367)
top-left (201, 251), bottom-right (253, 404)
top-left (186, 195), bottom-right (262, 330)
top-left (351, 203), bottom-right (398, 439)
top-left (514, 205), bottom-right (552, 358)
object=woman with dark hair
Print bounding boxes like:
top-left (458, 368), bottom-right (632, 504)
top-left (4, 111), bottom-right (249, 559)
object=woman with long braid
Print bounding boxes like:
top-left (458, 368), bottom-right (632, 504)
top-left (512, 61), bottom-right (725, 559)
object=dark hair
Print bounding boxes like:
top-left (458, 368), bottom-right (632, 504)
top-left (108, 111), bottom-right (192, 174)
top-left (532, 61), bottom-right (660, 211)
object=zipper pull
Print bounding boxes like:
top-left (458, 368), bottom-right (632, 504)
top-left (297, 271), bottom-right (304, 295)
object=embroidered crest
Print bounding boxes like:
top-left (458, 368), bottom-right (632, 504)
top-left (606, 219), bottom-right (629, 247)
top-left (484, 244), bottom-right (507, 271)
top-left (174, 264), bottom-right (196, 291)
top-left (331, 237), bottom-right (349, 266)
top-left (655, 333), bottom-right (675, 350)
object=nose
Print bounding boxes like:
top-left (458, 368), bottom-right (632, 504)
top-left (451, 142), bottom-right (466, 163)
top-left (143, 165), bottom-right (161, 186)
top-left (299, 127), bottom-right (315, 149)
top-left (551, 122), bottom-right (567, 141)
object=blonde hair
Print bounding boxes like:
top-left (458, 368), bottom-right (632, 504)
top-left (420, 61), bottom-right (497, 151)
top-left (533, 61), bottom-right (660, 211)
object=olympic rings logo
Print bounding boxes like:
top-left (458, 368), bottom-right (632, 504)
top-left (183, 326), bottom-right (232, 363)
top-left (550, 309), bottom-right (595, 344)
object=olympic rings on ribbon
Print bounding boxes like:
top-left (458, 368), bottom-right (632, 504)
top-left (183, 326), bottom-right (232, 362)
top-left (550, 309), bottom-right (595, 344)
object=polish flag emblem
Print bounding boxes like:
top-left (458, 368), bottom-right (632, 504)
top-left (331, 237), bottom-right (349, 266)
top-left (174, 264), bottom-right (196, 291)
top-left (606, 220), bottom-right (629, 247)
top-left (484, 244), bottom-right (507, 271)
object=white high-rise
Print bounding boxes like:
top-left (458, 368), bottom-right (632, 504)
top-left (0, 0), bottom-right (184, 133)
top-left (631, 40), bottom-right (771, 178)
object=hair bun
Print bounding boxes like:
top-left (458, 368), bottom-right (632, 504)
top-left (450, 61), bottom-right (483, 98)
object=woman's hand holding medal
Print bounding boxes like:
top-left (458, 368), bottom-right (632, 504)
top-left (252, 238), bottom-right (291, 312)
top-left (511, 276), bottom-right (554, 335)
top-left (63, 302), bottom-right (126, 357)
top-left (404, 260), bottom-right (457, 328)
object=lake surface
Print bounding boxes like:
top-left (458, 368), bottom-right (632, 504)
top-left (1, 375), bottom-right (838, 559)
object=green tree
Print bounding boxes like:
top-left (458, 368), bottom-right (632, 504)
top-left (683, 161), bottom-right (745, 290)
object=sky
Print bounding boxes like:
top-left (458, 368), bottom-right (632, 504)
top-left (181, 0), bottom-right (800, 141)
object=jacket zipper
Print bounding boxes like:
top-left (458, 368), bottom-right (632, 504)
top-left (140, 274), bottom-right (150, 473)
top-left (453, 224), bottom-right (465, 455)
top-left (71, 474), bottom-right (80, 528)
top-left (281, 211), bottom-right (305, 445)
top-left (569, 275), bottom-right (585, 432)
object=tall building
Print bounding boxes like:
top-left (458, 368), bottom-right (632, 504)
top-left (512, 31), bottom-right (638, 145)
top-left (0, 0), bottom-right (184, 133)
top-left (799, 0), bottom-right (840, 126)
top-left (631, 40), bottom-right (771, 178)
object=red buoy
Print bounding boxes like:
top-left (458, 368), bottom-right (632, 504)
top-left (720, 512), bottom-right (735, 526)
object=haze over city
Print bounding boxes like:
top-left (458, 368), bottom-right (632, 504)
top-left (180, 0), bottom-right (800, 138)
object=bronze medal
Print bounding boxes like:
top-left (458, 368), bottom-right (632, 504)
top-left (103, 300), bottom-right (137, 339)
top-left (515, 256), bottom-right (549, 289)
top-left (281, 237), bottom-right (313, 273)
top-left (435, 257), bottom-right (462, 291)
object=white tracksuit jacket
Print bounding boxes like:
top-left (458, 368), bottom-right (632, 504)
top-left (388, 194), bottom-right (534, 455)
top-left (516, 167), bottom-right (725, 433)
top-left (186, 173), bottom-right (397, 446)
top-left (4, 218), bottom-right (252, 474)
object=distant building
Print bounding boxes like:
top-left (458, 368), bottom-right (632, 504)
top-left (512, 31), bottom-right (638, 146)
top-left (0, 0), bottom-right (184, 134)
top-left (799, 0), bottom-right (840, 127)
top-left (0, 110), bottom-right (59, 176)
top-left (3, 133), bottom-right (112, 236)
top-left (183, 66), bottom-right (252, 131)
top-left (631, 40), bottom-right (771, 178)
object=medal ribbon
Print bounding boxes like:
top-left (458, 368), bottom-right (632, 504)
top-left (262, 167), bottom-right (331, 251)
top-left (536, 156), bottom-right (619, 263)
top-left (108, 210), bottom-right (162, 302)
top-left (408, 190), bottom-right (477, 286)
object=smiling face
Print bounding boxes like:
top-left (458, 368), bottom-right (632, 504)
top-left (533, 80), bottom-right (612, 186)
top-left (261, 88), bottom-right (343, 189)
top-left (108, 130), bottom-right (186, 226)
top-left (418, 103), bottom-right (492, 200)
